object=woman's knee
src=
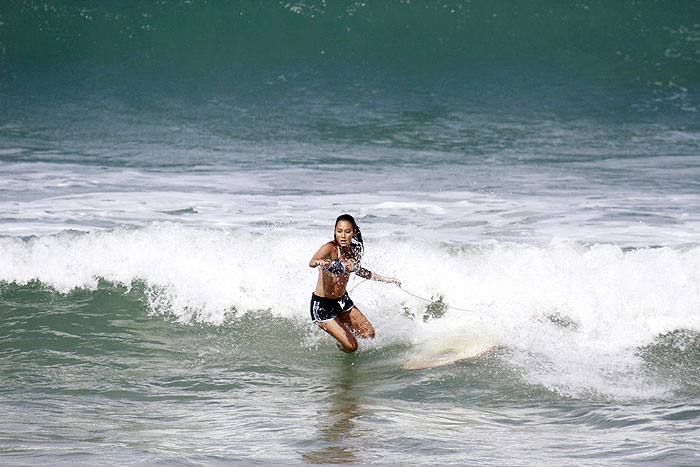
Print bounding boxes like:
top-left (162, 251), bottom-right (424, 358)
top-left (356, 316), bottom-right (375, 339)
top-left (329, 324), bottom-right (358, 352)
top-left (362, 324), bottom-right (375, 339)
top-left (341, 339), bottom-right (359, 353)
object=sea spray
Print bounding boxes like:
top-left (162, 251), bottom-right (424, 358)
top-left (3, 227), bottom-right (700, 332)
top-left (1, 225), bottom-right (699, 398)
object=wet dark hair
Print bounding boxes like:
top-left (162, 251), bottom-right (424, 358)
top-left (334, 214), bottom-right (364, 261)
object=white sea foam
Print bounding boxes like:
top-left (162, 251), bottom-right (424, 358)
top-left (1, 224), bottom-right (699, 398)
top-left (2, 147), bottom-right (700, 400)
top-left (2, 161), bottom-right (700, 246)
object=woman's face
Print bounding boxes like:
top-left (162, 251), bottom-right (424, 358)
top-left (334, 220), bottom-right (354, 247)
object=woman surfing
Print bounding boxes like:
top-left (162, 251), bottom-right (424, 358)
top-left (309, 214), bottom-right (401, 352)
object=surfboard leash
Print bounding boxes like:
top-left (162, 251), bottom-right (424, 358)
top-left (349, 279), bottom-right (476, 313)
top-left (398, 286), bottom-right (476, 313)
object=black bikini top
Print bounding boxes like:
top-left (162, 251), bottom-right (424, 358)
top-left (324, 244), bottom-right (360, 275)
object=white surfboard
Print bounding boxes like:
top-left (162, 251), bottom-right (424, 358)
top-left (404, 332), bottom-right (498, 370)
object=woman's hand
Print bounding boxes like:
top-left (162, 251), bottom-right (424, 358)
top-left (385, 277), bottom-right (401, 287)
top-left (314, 259), bottom-right (331, 268)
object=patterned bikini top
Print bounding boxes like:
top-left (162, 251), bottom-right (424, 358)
top-left (324, 244), bottom-right (360, 275)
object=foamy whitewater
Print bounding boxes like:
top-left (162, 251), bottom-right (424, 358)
top-left (1, 1), bottom-right (700, 465)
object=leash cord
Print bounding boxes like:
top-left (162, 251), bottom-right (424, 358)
top-left (349, 279), bottom-right (476, 313)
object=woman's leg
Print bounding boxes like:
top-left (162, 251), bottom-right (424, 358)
top-left (337, 306), bottom-right (375, 339)
top-left (317, 319), bottom-right (358, 353)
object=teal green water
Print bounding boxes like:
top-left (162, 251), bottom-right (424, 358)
top-left (2, 0), bottom-right (698, 125)
top-left (1, 278), bottom-right (699, 464)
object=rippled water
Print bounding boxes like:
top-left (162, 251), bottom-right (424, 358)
top-left (2, 0), bottom-right (700, 464)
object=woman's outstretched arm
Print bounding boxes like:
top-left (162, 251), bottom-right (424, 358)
top-left (357, 267), bottom-right (401, 286)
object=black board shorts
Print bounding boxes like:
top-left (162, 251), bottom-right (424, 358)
top-left (310, 292), bottom-right (355, 322)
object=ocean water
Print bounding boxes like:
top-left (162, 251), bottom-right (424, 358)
top-left (1, 0), bottom-right (700, 465)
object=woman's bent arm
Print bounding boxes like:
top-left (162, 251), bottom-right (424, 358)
top-left (309, 242), bottom-right (334, 268)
